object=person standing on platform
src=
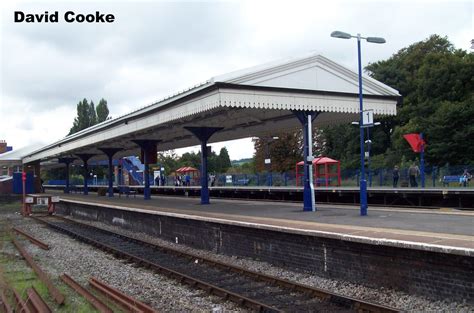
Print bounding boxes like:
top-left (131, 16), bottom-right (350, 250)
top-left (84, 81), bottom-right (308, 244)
top-left (185, 174), bottom-right (191, 186)
top-left (392, 165), bottom-right (400, 188)
top-left (461, 169), bottom-right (472, 187)
top-left (408, 163), bottom-right (420, 187)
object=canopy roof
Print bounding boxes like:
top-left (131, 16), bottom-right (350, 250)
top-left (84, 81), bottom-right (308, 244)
top-left (0, 144), bottom-right (44, 167)
top-left (296, 156), bottom-right (340, 166)
top-left (20, 53), bottom-right (400, 165)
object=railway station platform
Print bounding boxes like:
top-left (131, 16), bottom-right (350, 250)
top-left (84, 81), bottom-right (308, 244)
top-left (45, 184), bottom-right (474, 209)
top-left (47, 190), bottom-right (474, 253)
top-left (43, 191), bottom-right (474, 304)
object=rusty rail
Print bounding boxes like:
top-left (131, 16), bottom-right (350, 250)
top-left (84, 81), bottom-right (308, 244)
top-left (12, 227), bottom-right (50, 250)
top-left (12, 288), bottom-right (31, 313)
top-left (11, 236), bottom-right (65, 305)
top-left (60, 274), bottom-right (112, 313)
top-left (38, 215), bottom-right (400, 313)
top-left (25, 287), bottom-right (52, 313)
top-left (1, 290), bottom-right (13, 313)
top-left (89, 277), bottom-right (157, 313)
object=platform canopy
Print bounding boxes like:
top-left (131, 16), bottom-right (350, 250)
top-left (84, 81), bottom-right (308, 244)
top-left (21, 53), bottom-right (400, 165)
top-left (0, 144), bottom-right (45, 167)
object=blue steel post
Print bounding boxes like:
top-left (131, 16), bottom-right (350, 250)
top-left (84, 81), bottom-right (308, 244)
top-left (184, 127), bottom-right (223, 205)
top-left (367, 126), bottom-right (372, 187)
top-left (65, 162), bottom-right (71, 194)
top-left (200, 140), bottom-right (209, 204)
top-left (143, 151), bottom-right (150, 200)
top-left (420, 133), bottom-right (425, 188)
top-left (293, 111), bottom-right (318, 211)
top-left (131, 140), bottom-right (160, 200)
top-left (357, 34), bottom-right (368, 216)
top-left (83, 163), bottom-right (89, 194)
top-left (76, 154), bottom-right (95, 196)
top-left (58, 157), bottom-right (76, 194)
top-left (107, 156), bottom-right (113, 197)
top-left (98, 148), bottom-right (122, 198)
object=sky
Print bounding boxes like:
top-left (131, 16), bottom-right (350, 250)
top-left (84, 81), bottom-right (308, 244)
top-left (0, 0), bottom-right (472, 160)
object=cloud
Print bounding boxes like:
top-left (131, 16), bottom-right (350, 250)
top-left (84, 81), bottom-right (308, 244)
top-left (0, 0), bottom-right (471, 159)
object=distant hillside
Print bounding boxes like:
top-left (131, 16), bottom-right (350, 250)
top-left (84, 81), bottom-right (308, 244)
top-left (231, 158), bottom-right (253, 166)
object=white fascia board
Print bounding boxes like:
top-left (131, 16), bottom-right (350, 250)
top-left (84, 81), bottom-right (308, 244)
top-left (218, 88), bottom-right (397, 115)
top-left (22, 86), bottom-right (397, 164)
top-left (22, 90), bottom-right (221, 164)
top-left (23, 82), bottom-right (214, 162)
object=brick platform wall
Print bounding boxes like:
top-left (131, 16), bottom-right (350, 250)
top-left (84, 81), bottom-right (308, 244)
top-left (56, 201), bottom-right (474, 304)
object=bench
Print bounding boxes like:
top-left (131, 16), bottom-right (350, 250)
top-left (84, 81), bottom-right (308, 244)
top-left (235, 179), bottom-right (250, 186)
top-left (442, 175), bottom-right (462, 187)
top-left (119, 186), bottom-right (137, 198)
top-left (315, 178), bottom-right (332, 186)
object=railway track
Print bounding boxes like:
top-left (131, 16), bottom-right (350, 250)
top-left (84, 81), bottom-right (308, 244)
top-left (33, 215), bottom-right (399, 312)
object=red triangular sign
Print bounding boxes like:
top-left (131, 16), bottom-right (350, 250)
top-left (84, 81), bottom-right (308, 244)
top-left (403, 133), bottom-right (426, 153)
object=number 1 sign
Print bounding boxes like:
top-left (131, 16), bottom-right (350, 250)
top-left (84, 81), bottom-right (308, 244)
top-left (362, 110), bottom-right (374, 127)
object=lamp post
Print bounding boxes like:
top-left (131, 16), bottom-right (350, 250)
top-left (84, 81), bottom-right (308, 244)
top-left (365, 121), bottom-right (381, 186)
top-left (331, 30), bottom-right (385, 216)
top-left (263, 136), bottom-right (279, 186)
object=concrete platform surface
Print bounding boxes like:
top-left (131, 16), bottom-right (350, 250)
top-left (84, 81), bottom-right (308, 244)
top-left (50, 191), bottom-right (474, 255)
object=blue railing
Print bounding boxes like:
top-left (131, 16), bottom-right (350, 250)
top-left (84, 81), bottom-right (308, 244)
top-left (47, 165), bottom-right (472, 188)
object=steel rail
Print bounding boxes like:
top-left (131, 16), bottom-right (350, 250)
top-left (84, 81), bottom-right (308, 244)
top-left (34, 216), bottom-right (281, 312)
top-left (12, 227), bottom-right (50, 250)
top-left (25, 286), bottom-right (52, 313)
top-left (1, 290), bottom-right (14, 313)
top-left (60, 274), bottom-right (112, 313)
top-left (11, 236), bottom-right (65, 305)
top-left (54, 215), bottom-right (399, 312)
top-left (89, 277), bottom-right (157, 313)
top-left (12, 288), bottom-right (31, 313)
top-left (35, 216), bottom-right (400, 312)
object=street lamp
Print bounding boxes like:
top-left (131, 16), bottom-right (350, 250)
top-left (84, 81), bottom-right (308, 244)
top-left (262, 136), bottom-right (279, 186)
top-left (365, 122), bottom-right (381, 186)
top-left (331, 30), bottom-right (386, 216)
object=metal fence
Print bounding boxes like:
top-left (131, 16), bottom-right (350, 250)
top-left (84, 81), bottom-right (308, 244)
top-left (47, 165), bottom-right (472, 188)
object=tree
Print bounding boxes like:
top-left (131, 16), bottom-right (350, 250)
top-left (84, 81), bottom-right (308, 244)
top-left (69, 99), bottom-right (91, 135)
top-left (89, 101), bottom-right (97, 126)
top-left (68, 98), bottom-right (110, 135)
top-left (365, 35), bottom-right (473, 166)
top-left (216, 147), bottom-right (231, 173)
top-left (318, 35), bottom-right (473, 169)
top-left (96, 98), bottom-right (110, 123)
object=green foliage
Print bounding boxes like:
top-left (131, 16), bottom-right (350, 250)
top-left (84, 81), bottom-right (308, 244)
top-left (96, 98), bottom-right (110, 123)
top-left (321, 34), bottom-right (473, 168)
top-left (216, 147), bottom-right (232, 172)
top-left (68, 98), bottom-right (110, 135)
top-left (156, 148), bottom-right (233, 174)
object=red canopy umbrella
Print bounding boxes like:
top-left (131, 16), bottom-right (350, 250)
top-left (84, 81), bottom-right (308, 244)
top-left (176, 166), bottom-right (198, 173)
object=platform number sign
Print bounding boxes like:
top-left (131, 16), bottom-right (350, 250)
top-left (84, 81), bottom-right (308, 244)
top-left (362, 110), bottom-right (374, 127)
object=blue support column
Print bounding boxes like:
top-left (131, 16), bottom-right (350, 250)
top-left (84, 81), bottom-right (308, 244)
top-left (132, 140), bottom-right (160, 200)
top-left (420, 133), bottom-right (425, 188)
top-left (75, 154), bottom-right (95, 195)
top-left (98, 148), bottom-right (122, 197)
top-left (184, 127), bottom-right (223, 205)
top-left (58, 157), bottom-right (76, 194)
top-left (293, 111), bottom-right (319, 211)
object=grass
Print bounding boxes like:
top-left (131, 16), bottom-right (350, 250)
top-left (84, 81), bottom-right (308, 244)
top-left (0, 200), bottom-right (22, 214)
top-left (0, 212), bottom-right (99, 312)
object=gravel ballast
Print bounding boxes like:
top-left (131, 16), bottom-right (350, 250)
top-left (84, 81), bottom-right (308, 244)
top-left (9, 213), bottom-right (242, 312)
top-left (8, 213), bottom-right (474, 312)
